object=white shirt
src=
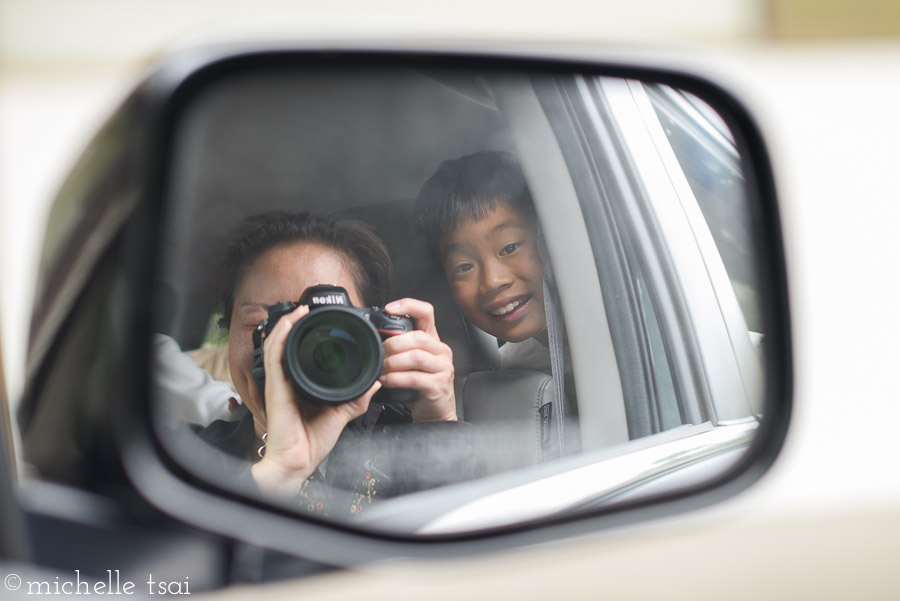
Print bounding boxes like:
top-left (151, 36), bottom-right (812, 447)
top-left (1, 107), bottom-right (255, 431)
top-left (154, 334), bottom-right (242, 428)
top-left (499, 337), bottom-right (570, 374)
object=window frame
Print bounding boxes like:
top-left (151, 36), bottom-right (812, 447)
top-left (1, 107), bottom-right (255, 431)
top-left (555, 74), bottom-right (763, 425)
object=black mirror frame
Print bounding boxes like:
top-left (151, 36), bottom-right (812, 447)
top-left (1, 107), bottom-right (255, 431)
top-left (102, 44), bottom-right (791, 565)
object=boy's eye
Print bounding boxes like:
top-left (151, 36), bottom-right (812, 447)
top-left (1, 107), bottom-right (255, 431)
top-left (500, 242), bottom-right (521, 256)
top-left (452, 263), bottom-right (474, 275)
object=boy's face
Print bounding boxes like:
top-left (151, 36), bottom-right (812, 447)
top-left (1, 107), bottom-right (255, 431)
top-left (439, 202), bottom-right (546, 343)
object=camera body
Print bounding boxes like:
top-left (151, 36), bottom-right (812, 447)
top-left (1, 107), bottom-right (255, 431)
top-left (252, 285), bottom-right (415, 405)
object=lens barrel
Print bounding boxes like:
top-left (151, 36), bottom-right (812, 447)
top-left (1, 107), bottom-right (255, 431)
top-left (282, 306), bottom-right (383, 404)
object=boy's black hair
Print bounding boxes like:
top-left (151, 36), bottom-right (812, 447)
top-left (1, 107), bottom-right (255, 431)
top-left (414, 151), bottom-right (536, 252)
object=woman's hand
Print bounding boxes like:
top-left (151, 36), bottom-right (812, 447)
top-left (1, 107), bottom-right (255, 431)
top-left (381, 298), bottom-right (457, 422)
top-left (250, 304), bottom-right (380, 499)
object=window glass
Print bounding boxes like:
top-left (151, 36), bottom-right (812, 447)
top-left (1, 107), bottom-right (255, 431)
top-left (647, 85), bottom-right (763, 333)
top-left (146, 63), bottom-right (767, 536)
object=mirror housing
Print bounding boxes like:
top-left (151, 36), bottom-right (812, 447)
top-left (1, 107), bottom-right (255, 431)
top-left (19, 44), bottom-right (791, 564)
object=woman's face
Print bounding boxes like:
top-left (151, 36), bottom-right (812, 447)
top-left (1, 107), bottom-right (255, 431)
top-left (227, 242), bottom-right (363, 434)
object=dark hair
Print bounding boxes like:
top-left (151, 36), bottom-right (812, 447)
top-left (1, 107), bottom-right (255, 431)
top-left (213, 211), bottom-right (392, 330)
top-left (414, 151), bottom-right (536, 249)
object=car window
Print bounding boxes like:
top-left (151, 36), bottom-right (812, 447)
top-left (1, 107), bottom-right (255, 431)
top-left (143, 60), bottom-right (771, 536)
top-left (647, 84), bottom-right (764, 334)
top-left (554, 75), bottom-right (762, 426)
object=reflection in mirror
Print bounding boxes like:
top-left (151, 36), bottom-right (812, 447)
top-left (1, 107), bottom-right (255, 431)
top-left (151, 61), bottom-right (768, 535)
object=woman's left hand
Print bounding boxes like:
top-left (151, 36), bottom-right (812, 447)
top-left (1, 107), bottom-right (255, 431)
top-left (251, 303), bottom-right (380, 499)
top-left (381, 298), bottom-right (457, 422)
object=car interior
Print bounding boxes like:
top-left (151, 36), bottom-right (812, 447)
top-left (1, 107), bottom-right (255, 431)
top-left (137, 57), bottom-right (767, 535)
top-left (159, 66), bottom-right (511, 360)
top-left (153, 63), bottom-right (589, 489)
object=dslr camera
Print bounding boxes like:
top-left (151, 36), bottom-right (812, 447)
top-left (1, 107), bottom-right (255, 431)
top-left (252, 285), bottom-right (416, 405)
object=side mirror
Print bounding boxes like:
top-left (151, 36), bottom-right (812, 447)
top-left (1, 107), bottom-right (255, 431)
top-left (20, 47), bottom-right (790, 562)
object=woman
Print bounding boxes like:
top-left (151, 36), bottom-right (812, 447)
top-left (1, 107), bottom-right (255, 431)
top-left (200, 211), bottom-right (469, 516)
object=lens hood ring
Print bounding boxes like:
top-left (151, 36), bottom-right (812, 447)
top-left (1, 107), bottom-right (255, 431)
top-left (282, 306), bottom-right (384, 405)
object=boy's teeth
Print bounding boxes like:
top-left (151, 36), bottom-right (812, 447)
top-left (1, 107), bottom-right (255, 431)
top-left (493, 299), bottom-right (522, 316)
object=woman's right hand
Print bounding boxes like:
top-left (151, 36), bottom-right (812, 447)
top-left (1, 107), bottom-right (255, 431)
top-left (250, 304), bottom-right (380, 499)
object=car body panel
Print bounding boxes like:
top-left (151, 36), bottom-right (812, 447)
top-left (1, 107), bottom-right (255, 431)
top-left (4, 35), bottom-right (897, 598)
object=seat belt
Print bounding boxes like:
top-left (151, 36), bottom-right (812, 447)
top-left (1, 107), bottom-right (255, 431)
top-left (538, 224), bottom-right (566, 459)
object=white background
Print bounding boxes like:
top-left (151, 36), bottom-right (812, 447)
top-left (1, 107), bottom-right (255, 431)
top-left (0, 0), bottom-right (764, 403)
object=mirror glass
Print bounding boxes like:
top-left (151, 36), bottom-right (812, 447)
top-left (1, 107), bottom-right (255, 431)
top-left (151, 60), bottom-right (769, 535)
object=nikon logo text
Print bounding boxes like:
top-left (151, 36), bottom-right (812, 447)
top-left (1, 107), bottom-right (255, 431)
top-left (312, 295), bottom-right (345, 305)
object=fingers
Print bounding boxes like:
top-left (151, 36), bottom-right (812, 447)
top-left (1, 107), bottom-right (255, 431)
top-left (343, 380), bottom-right (380, 419)
top-left (261, 304), bottom-right (309, 422)
top-left (382, 347), bottom-right (451, 377)
top-left (379, 324), bottom-right (457, 421)
top-left (381, 331), bottom-right (452, 372)
top-left (384, 298), bottom-right (438, 337)
top-left (263, 304), bottom-right (310, 380)
top-left (379, 369), bottom-right (447, 393)
top-left (379, 302), bottom-right (456, 421)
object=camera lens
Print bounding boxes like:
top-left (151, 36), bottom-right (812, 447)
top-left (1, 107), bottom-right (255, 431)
top-left (283, 308), bottom-right (382, 404)
top-left (311, 338), bottom-right (347, 375)
top-left (300, 328), bottom-right (360, 387)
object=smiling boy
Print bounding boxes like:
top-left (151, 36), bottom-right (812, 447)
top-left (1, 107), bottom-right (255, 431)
top-left (414, 151), bottom-right (556, 371)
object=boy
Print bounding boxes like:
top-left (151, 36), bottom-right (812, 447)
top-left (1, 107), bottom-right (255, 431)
top-left (414, 150), bottom-right (560, 374)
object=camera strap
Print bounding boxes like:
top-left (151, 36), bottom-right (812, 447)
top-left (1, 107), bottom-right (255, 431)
top-left (538, 228), bottom-right (566, 459)
top-left (348, 402), bottom-right (385, 436)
